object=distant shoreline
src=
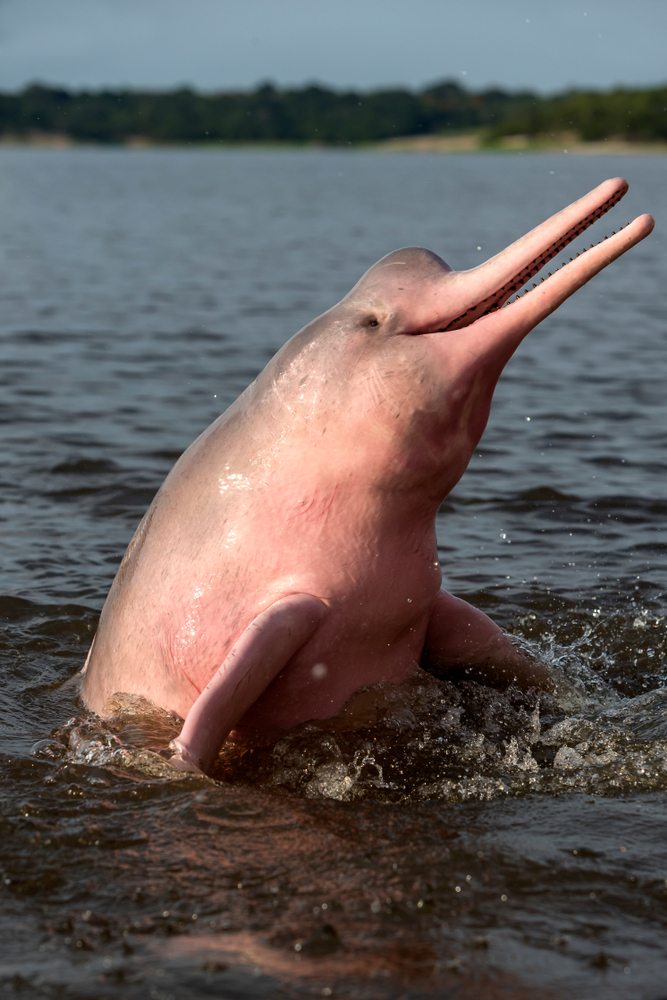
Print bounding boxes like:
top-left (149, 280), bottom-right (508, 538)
top-left (1, 130), bottom-right (666, 155)
top-left (3, 81), bottom-right (667, 150)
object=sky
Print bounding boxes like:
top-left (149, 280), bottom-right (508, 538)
top-left (0, 0), bottom-right (664, 96)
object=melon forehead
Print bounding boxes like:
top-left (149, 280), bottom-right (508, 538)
top-left (346, 247), bottom-right (453, 303)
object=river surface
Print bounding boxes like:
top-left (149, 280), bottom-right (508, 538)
top-left (1, 147), bottom-right (666, 999)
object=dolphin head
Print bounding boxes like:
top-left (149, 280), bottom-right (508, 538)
top-left (263, 178), bottom-right (653, 506)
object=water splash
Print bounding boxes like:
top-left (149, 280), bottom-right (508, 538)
top-left (34, 614), bottom-right (667, 805)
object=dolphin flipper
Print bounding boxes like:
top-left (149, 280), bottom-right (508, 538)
top-left (422, 589), bottom-right (553, 692)
top-left (170, 593), bottom-right (327, 774)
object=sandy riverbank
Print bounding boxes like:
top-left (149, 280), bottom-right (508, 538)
top-left (1, 129), bottom-right (666, 154)
top-left (372, 131), bottom-right (667, 154)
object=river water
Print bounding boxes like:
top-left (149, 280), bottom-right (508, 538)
top-left (1, 147), bottom-right (666, 999)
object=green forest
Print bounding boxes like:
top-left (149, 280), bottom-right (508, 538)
top-left (0, 80), bottom-right (665, 145)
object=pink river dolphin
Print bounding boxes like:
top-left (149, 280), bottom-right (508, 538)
top-left (81, 177), bottom-right (653, 775)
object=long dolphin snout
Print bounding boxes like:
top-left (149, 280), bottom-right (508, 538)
top-left (422, 178), bottom-right (654, 369)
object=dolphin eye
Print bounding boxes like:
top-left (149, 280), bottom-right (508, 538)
top-left (365, 316), bottom-right (379, 328)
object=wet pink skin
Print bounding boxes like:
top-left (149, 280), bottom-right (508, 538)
top-left (81, 178), bottom-right (653, 774)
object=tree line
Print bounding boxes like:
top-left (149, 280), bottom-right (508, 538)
top-left (0, 80), bottom-right (665, 144)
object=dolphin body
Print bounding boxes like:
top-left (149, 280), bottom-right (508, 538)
top-left (82, 178), bottom-right (653, 775)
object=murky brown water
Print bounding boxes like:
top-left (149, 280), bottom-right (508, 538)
top-left (1, 148), bottom-right (667, 998)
